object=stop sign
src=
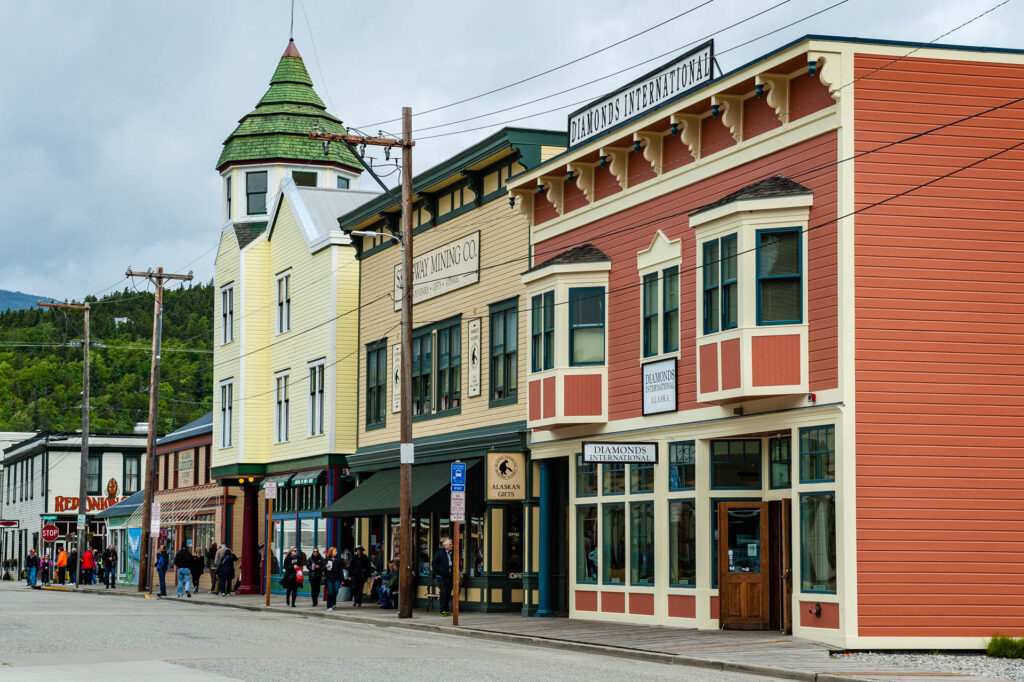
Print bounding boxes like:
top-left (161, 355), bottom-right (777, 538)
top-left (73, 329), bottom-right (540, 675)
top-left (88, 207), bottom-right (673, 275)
top-left (41, 525), bottom-right (59, 542)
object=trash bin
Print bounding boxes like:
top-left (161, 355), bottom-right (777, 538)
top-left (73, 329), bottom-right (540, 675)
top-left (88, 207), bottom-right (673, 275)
top-left (338, 585), bottom-right (352, 603)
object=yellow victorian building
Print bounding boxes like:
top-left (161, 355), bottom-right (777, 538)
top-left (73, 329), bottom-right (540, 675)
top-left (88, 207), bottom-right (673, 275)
top-left (210, 39), bottom-right (374, 594)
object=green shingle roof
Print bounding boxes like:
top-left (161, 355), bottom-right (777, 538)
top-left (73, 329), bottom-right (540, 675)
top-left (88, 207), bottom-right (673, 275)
top-left (217, 40), bottom-right (361, 172)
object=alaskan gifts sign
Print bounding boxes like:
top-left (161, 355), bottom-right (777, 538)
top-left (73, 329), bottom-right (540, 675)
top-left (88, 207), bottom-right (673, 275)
top-left (394, 232), bottom-right (480, 309)
top-left (582, 441), bottom-right (658, 463)
top-left (568, 41), bottom-right (714, 147)
top-left (642, 357), bottom-right (677, 415)
top-left (486, 452), bottom-right (526, 501)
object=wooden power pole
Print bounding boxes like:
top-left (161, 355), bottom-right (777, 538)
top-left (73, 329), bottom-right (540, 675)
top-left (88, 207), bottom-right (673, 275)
top-left (126, 267), bottom-right (193, 592)
top-left (311, 108), bottom-right (416, 618)
top-left (38, 301), bottom-right (89, 584)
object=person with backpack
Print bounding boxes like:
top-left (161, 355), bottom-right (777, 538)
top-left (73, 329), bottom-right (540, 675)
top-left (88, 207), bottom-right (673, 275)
top-left (216, 546), bottom-right (237, 595)
top-left (306, 547), bottom-right (324, 608)
top-left (155, 545), bottom-right (169, 596)
top-left (280, 547), bottom-right (300, 607)
top-left (173, 545), bottom-right (193, 598)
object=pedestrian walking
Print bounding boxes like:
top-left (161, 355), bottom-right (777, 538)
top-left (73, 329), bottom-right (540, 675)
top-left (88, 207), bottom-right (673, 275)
top-left (307, 547), bottom-right (324, 607)
top-left (432, 538), bottom-right (455, 617)
top-left (102, 545), bottom-right (118, 589)
top-left (205, 542), bottom-right (218, 594)
top-left (348, 545), bottom-right (371, 608)
top-left (40, 552), bottom-right (52, 587)
top-left (189, 549), bottom-right (203, 594)
top-left (173, 545), bottom-right (193, 598)
top-left (323, 547), bottom-right (342, 612)
top-left (56, 548), bottom-right (68, 585)
top-left (68, 547), bottom-right (77, 583)
top-left (281, 547), bottom-right (300, 607)
top-left (155, 545), bottom-right (169, 596)
top-left (25, 549), bottom-right (39, 586)
top-left (80, 546), bottom-right (95, 585)
top-left (216, 546), bottom-right (237, 595)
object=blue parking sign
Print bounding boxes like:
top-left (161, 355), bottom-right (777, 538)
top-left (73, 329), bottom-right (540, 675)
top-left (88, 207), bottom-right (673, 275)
top-left (451, 461), bottom-right (467, 486)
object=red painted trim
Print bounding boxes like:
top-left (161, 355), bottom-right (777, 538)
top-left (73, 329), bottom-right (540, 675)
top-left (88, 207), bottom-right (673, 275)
top-left (575, 590), bottom-right (598, 612)
top-left (564, 374), bottom-right (602, 416)
top-left (720, 338), bottom-right (741, 390)
top-left (628, 592), bottom-right (655, 616)
top-left (800, 601), bottom-right (840, 629)
top-left (601, 591), bottom-right (625, 613)
top-left (542, 377), bottom-right (556, 419)
top-left (752, 334), bottom-right (800, 386)
top-left (710, 595), bottom-right (720, 620)
top-left (668, 594), bottom-right (696, 619)
top-left (700, 343), bottom-right (719, 394)
top-left (529, 380), bottom-right (542, 421)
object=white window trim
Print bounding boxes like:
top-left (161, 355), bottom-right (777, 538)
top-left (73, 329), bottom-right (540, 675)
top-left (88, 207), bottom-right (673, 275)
top-left (244, 167), bottom-right (271, 217)
top-left (274, 371), bottom-right (290, 443)
top-left (220, 282), bottom-right (234, 345)
top-left (219, 378), bottom-right (234, 448)
top-left (308, 359), bottom-right (326, 437)
top-left (276, 270), bottom-right (292, 334)
top-left (636, 230), bottom-right (682, 362)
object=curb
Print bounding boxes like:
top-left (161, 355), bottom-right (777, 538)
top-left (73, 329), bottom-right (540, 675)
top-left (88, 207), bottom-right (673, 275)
top-left (61, 586), bottom-right (881, 682)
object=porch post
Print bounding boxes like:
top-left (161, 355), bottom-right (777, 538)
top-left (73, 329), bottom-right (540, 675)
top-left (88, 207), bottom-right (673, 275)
top-left (535, 458), bottom-right (555, 617)
top-left (235, 483), bottom-right (260, 594)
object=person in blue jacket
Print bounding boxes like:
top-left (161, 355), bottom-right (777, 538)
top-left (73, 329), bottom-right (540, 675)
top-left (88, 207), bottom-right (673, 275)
top-left (155, 545), bottom-right (169, 596)
top-left (432, 538), bottom-right (454, 616)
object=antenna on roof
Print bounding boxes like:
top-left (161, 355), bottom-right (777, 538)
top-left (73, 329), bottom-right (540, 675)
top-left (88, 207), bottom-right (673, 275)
top-left (290, 0), bottom-right (295, 41)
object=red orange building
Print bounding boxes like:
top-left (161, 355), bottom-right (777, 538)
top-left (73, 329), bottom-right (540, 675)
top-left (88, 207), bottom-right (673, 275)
top-left (507, 35), bottom-right (1024, 648)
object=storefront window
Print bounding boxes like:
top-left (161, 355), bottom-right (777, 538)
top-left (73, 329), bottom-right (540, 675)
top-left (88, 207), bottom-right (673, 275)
top-left (800, 425), bottom-right (835, 483)
top-left (602, 463), bottom-right (625, 495)
top-left (800, 493), bottom-right (836, 593)
top-left (770, 436), bottom-right (791, 488)
top-left (299, 518), bottom-right (315, 555)
top-left (630, 463), bottom-right (654, 493)
top-left (576, 454), bottom-right (597, 497)
top-left (576, 505), bottom-right (598, 584)
top-left (669, 441), bottom-right (695, 490)
top-left (270, 521), bottom-right (280, 574)
top-left (711, 439), bottom-right (761, 489)
top-left (505, 508), bottom-right (523, 575)
top-left (630, 502), bottom-right (654, 585)
top-left (601, 503), bottom-right (625, 585)
top-left (469, 515), bottom-right (485, 577)
top-left (389, 515), bottom-right (400, 563)
top-left (668, 500), bottom-right (696, 586)
top-left (282, 519), bottom-right (296, 557)
top-left (416, 516), bottom-right (431, 577)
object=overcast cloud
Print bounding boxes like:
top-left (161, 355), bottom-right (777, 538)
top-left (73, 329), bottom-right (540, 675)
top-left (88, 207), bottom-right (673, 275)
top-left (0, 0), bottom-right (1020, 300)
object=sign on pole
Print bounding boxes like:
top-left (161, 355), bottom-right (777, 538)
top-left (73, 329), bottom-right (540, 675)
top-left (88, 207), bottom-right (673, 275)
top-left (41, 525), bottom-right (59, 543)
top-left (264, 481), bottom-right (277, 500)
top-left (150, 502), bottom-right (161, 534)
top-left (451, 461), bottom-right (467, 487)
top-left (77, 513), bottom-right (87, 527)
top-left (450, 491), bottom-right (466, 523)
top-left (41, 515), bottom-right (57, 521)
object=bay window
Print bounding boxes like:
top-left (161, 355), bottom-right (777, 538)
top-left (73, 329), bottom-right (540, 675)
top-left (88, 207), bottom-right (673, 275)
top-left (756, 227), bottom-right (801, 324)
top-left (569, 287), bottom-right (605, 365)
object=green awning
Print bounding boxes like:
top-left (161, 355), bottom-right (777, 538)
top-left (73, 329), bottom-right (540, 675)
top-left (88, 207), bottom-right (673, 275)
top-left (322, 461), bottom-right (470, 518)
top-left (291, 468), bottom-right (326, 486)
top-left (261, 473), bottom-right (294, 489)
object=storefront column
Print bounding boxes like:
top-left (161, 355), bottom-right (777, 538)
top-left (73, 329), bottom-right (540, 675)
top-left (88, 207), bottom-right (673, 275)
top-left (535, 459), bottom-right (555, 617)
top-left (235, 484), bottom-right (260, 595)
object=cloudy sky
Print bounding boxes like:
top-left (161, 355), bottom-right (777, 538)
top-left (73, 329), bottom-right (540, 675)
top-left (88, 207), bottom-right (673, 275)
top-left (0, 0), bottom-right (1020, 300)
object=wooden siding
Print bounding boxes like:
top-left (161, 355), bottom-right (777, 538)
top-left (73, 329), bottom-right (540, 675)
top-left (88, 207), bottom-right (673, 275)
top-left (743, 95), bottom-right (783, 141)
top-left (700, 115), bottom-right (736, 159)
top-left (629, 592), bottom-right (655, 615)
top-left (241, 240), bottom-right (271, 462)
top-left (601, 591), bottom-right (625, 613)
top-left (789, 71), bottom-right (834, 123)
top-left (357, 193), bottom-right (529, 449)
top-left (542, 376), bottom-right (556, 419)
top-left (668, 594), bottom-right (696, 619)
top-left (799, 601), bottom-right (839, 629)
top-left (534, 131), bottom-right (839, 420)
top-left (854, 53), bottom-right (1024, 638)
top-left (721, 338), bottom-right (741, 390)
top-left (213, 229), bottom-right (241, 468)
top-left (564, 374), bottom-right (602, 416)
top-left (700, 343), bottom-right (718, 394)
top-left (751, 334), bottom-right (800, 387)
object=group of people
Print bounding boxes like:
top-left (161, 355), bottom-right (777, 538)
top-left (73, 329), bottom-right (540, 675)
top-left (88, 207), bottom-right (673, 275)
top-left (24, 545), bottom-right (118, 588)
top-left (278, 544), bottom-right (400, 612)
top-left (153, 542), bottom-right (237, 598)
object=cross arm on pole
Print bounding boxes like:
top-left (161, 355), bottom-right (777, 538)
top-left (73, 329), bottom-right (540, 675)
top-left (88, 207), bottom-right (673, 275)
top-left (37, 302), bottom-right (89, 311)
top-left (308, 131), bottom-right (414, 148)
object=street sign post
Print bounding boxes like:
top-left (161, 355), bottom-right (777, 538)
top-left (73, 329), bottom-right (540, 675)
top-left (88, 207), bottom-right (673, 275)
top-left (41, 515), bottom-right (57, 521)
top-left (264, 481), bottom-right (276, 606)
top-left (450, 461), bottom-right (466, 626)
top-left (149, 502), bottom-right (161, 596)
top-left (41, 525), bottom-right (59, 543)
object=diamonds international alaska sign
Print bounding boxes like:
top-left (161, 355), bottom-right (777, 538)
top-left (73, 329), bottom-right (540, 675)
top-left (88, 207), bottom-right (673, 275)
top-left (568, 41), bottom-right (714, 147)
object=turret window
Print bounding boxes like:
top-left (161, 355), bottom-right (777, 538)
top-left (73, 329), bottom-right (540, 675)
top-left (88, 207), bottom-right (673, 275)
top-left (246, 171), bottom-right (268, 215)
top-left (292, 171), bottom-right (317, 187)
top-left (225, 176), bottom-right (232, 219)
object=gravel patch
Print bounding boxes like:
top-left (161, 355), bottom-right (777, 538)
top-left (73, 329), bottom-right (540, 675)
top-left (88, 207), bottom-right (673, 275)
top-left (837, 651), bottom-right (1024, 681)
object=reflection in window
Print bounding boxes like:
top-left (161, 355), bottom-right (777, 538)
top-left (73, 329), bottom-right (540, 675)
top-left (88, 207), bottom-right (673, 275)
top-left (630, 502), bottom-right (655, 585)
top-left (416, 517), bottom-right (430, 577)
top-left (669, 500), bottom-right (696, 586)
top-left (663, 266), bottom-right (679, 352)
top-left (602, 463), bottom-right (625, 494)
top-left (800, 425), bottom-right (835, 482)
top-left (726, 508), bottom-right (762, 574)
top-left (469, 515), bottom-right (485, 577)
top-left (669, 441), bottom-right (695, 491)
top-left (576, 506), bottom-right (598, 583)
top-left (576, 455), bottom-right (597, 497)
top-left (711, 440), bottom-right (761, 489)
top-left (757, 228), bottom-right (802, 324)
top-left (602, 503), bottom-right (625, 585)
top-left (642, 273), bottom-right (658, 357)
top-left (770, 435), bottom-right (791, 488)
top-left (630, 462), bottom-right (654, 493)
top-left (569, 287), bottom-right (605, 365)
top-left (800, 493), bottom-right (836, 592)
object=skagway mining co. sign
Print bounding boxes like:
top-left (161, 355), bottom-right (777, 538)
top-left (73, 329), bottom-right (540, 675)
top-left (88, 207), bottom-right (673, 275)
top-left (394, 231), bottom-right (480, 309)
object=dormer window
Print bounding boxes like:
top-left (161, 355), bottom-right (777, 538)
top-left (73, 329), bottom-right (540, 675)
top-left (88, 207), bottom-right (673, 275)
top-left (246, 171), bottom-right (268, 215)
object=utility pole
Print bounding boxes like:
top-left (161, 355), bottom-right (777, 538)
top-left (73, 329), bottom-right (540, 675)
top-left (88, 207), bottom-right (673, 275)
top-left (126, 267), bottom-right (193, 592)
top-left (311, 108), bottom-right (416, 617)
top-left (37, 301), bottom-right (89, 586)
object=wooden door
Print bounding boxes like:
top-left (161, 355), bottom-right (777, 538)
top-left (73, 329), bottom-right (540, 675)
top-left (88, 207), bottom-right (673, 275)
top-left (718, 501), bottom-right (770, 630)
top-left (780, 498), bottom-right (792, 634)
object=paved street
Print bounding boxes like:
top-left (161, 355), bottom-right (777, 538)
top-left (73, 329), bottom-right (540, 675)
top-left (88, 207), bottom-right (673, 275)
top-left (0, 582), bottom-right (780, 681)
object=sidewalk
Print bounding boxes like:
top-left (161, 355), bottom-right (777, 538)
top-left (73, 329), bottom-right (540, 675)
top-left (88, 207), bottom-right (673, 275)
top-left (58, 581), bottom-right (995, 682)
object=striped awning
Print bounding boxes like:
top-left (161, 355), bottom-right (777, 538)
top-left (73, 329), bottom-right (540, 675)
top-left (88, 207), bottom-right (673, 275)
top-left (261, 473), bottom-right (294, 489)
top-left (290, 468), bottom-right (326, 486)
top-left (122, 495), bottom-right (220, 529)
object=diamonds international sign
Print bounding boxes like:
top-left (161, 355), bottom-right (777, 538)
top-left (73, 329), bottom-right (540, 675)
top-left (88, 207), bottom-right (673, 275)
top-left (583, 441), bottom-right (658, 463)
top-left (568, 41), bottom-right (714, 147)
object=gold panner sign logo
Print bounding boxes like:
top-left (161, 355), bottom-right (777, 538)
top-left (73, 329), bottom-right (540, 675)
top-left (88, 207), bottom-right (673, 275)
top-left (486, 452), bottom-right (526, 501)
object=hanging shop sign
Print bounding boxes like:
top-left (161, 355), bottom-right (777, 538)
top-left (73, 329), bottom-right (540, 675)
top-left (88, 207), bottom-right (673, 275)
top-left (391, 344), bottom-right (401, 413)
top-left (642, 357), bottom-right (677, 415)
top-left (467, 318), bottom-right (481, 397)
top-left (486, 452), bottom-right (526, 501)
top-left (568, 41), bottom-right (714, 147)
top-left (394, 232), bottom-right (480, 309)
top-left (178, 450), bottom-right (194, 487)
top-left (582, 441), bottom-right (658, 463)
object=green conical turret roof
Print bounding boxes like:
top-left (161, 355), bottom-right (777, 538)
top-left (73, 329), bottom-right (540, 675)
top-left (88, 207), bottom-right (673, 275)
top-left (217, 40), bottom-right (361, 172)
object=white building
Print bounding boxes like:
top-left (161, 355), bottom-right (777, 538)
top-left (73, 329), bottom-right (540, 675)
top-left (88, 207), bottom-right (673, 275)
top-left (1, 433), bottom-right (146, 572)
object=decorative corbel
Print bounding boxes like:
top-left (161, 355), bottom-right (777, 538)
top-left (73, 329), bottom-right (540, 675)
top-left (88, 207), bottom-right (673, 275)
top-left (508, 188), bottom-right (535, 226)
top-left (539, 175), bottom-right (567, 216)
top-left (566, 162), bottom-right (597, 203)
top-left (755, 73), bottom-right (790, 125)
top-left (711, 94), bottom-right (744, 144)
top-left (600, 147), bottom-right (630, 190)
top-left (808, 51), bottom-right (842, 101)
top-left (633, 130), bottom-right (666, 175)
top-left (670, 113), bottom-right (702, 160)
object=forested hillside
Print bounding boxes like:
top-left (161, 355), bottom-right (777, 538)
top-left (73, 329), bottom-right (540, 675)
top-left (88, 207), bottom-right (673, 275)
top-left (0, 284), bottom-right (213, 435)
top-left (0, 289), bottom-right (53, 313)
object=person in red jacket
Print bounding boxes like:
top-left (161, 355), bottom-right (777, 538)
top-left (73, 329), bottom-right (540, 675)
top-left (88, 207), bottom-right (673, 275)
top-left (80, 547), bottom-right (96, 585)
